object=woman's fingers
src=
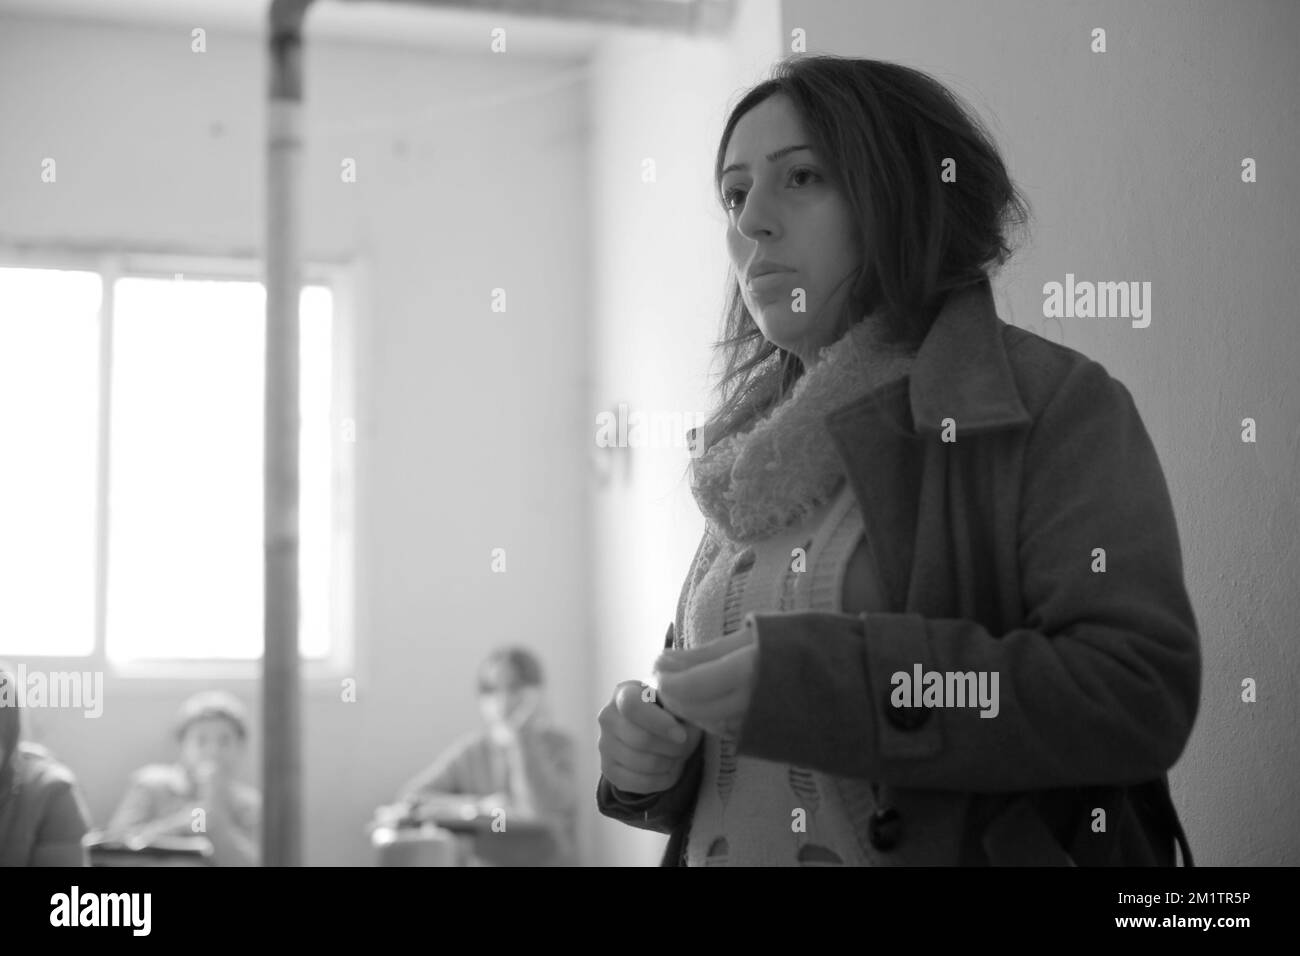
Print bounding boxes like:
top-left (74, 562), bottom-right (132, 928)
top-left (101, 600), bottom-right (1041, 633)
top-left (655, 645), bottom-right (756, 737)
top-left (603, 756), bottom-right (678, 796)
top-left (657, 682), bottom-right (750, 736)
top-left (597, 682), bottom-right (691, 757)
top-left (598, 733), bottom-right (680, 776)
top-left (656, 644), bottom-right (753, 703)
top-left (655, 624), bottom-right (755, 673)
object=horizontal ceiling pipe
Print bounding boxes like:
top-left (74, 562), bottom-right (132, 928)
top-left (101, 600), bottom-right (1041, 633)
top-left (334, 0), bottom-right (736, 35)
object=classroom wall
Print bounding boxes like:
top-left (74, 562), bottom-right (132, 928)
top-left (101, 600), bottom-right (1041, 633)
top-left (779, 0), bottom-right (1300, 865)
top-left (0, 10), bottom-right (596, 866)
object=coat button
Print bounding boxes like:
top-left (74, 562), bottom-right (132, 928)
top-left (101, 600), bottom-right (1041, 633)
top-left (868, 807), bottom-right (902, 851)
top-left (885, 700), bottom-right (931, 730)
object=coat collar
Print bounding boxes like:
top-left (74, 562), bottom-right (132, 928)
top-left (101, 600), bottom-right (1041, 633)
top-left (819, 278), bottom-right (1030, 612)
top-left (841, 278), bottom-right (1031, 435)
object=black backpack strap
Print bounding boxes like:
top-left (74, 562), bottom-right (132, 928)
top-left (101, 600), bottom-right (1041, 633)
top-left (1054, 779), bottom-right (1193, 866)
top-left (1156, 776), bottom-right (1194, 867)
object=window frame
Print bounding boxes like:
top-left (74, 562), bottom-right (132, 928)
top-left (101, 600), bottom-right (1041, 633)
top-left (0, 244), bottom-right (358, 686)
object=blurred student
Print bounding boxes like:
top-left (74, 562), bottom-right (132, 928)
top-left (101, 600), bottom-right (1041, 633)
top-left (107, 690), bottom-right (260, 866)
top-left (0, 662), bottom-right (93, 866)
top-left (396, 647), bottom-right (577, 865)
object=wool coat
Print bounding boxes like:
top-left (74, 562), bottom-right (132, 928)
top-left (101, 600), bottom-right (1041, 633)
top-left (596, 278), bottom-right (1201, 866)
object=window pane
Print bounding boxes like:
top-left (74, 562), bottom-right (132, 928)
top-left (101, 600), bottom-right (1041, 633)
top-left (0, 268), bottom-right (102, 657)
top-left (106, 278), bottom-right (332, 662)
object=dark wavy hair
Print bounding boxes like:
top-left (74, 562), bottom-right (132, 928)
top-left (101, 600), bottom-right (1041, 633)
top-left (697, 54), bottom-right (1030, 453)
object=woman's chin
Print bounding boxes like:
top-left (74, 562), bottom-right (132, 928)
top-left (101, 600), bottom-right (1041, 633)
top-left (755, 314), bottom-right (815, 354)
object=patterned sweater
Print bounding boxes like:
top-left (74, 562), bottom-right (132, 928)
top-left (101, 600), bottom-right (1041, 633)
top-left (682, 477), bottom-right (889, 865)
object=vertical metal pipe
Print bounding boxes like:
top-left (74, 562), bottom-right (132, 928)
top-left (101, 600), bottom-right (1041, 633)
top-left (264, 0), bottom-right (315, 868)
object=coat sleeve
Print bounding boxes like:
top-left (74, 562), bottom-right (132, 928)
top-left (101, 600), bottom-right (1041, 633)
top-left (735, 358), bottom-right (1202, 791)
top-left (595, 742), bottom-right (703, 835)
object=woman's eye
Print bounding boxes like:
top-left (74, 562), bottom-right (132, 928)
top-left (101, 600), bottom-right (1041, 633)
top-left (721, 167), bottom-right (820, 212)
top-left (789, 166), bottom-right (820, 187)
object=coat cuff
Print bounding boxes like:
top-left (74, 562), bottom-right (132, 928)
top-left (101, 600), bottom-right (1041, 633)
top-left (595, 739), bottom-right (704, 835)
top-left (735, 610), bottom-right (945, 776)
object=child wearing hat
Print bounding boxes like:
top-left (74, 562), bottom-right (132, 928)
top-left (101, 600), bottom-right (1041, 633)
top-left (107, 690), bottom-right (260, 866)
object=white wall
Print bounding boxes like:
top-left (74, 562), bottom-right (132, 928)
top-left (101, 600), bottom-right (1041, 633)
top-left (781, 0), bottom-right (1300, 864)
top-left (0, 11), bottom-right (595, 866)
top-left (585, 2), bottom-right (783, 866)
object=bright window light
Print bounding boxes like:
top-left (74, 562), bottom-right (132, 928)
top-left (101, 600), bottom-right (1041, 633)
top-left (106, 277), bottom-right (333, 662)
top-left (0, 268), bottom-right (102, 657)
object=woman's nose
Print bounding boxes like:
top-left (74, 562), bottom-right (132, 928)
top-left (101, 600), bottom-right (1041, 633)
top-left (735, 188), bottom-right (779, 241)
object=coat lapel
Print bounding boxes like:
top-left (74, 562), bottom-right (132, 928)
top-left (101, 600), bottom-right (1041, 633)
top-left (824, 279), bottom-right (1032, 613)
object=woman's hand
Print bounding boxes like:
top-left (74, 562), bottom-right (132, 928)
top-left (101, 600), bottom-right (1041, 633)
top-left (597, 680), bottom-right (703, 795)
top-left (653, 616), bottom-right (758, 740)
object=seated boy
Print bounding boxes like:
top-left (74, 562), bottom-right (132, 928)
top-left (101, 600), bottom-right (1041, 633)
top-left (107, 690), bottom-right (260, 866)
top-left (0, 663), bottom-right (93, 866)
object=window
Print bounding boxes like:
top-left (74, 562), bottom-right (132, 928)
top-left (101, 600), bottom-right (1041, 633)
top-left (0, 268), bottom-right (102, 658)
top-left (0, 257), bottom-right (352, 671)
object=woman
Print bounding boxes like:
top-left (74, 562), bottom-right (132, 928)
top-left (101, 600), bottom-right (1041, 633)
top-left (595, 55), bottom-right (1200, 866)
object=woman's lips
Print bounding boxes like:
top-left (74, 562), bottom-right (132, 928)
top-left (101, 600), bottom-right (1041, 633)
top-left (746, 270), bottom-right (796, 298)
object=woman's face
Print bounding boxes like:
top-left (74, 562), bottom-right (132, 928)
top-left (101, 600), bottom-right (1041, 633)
top-left (721, 94), bottom-right (862, 365)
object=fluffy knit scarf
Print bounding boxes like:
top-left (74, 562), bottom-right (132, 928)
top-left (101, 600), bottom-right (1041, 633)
top-left (690, 318), bottom-right (918, 543)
